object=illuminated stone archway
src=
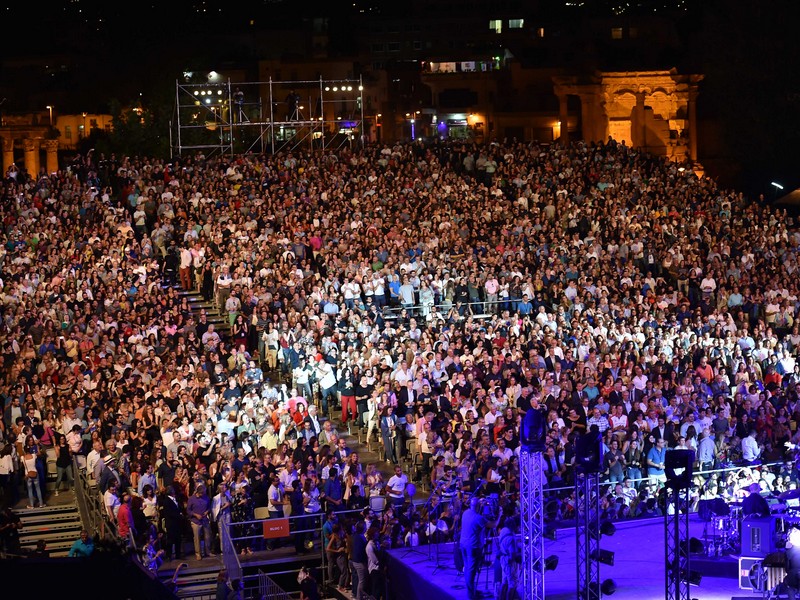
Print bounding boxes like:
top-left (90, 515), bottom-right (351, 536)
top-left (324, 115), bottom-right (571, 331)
top-left (553, 69), bottom-right (703, 163)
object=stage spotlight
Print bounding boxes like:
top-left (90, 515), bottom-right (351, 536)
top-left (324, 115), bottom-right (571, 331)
top-left (575, 428), bottom-right (604, 474)
top-left (689, 537), bottom-right (705, 554)
top-left (520, 407), bottom-right (547, 452)
top-left (591, 549), bottom-right (615, 567)
top-left (600, 579), bottom-right (617, 596)
top-left (544, 555), bottom-right (559, 571)
top-left (590, 520), bottom-right (616, 540)
top-left (666, 449), bottom-right (695, 490)
top-left (686, 570), bottom-right (702, 586)
top-left (600, 521), bottom-right (616, 537)
top-left (543, 526), bottom-right (557, 541)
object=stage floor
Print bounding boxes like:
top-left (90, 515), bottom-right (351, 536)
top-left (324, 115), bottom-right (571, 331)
top-left (385, 514), bottom-right (762, 600)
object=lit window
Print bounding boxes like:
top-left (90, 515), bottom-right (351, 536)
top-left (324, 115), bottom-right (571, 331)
top-left (611, 27), bottom-right (623, 39)
top-left (509, 19), bottom-right (524, 29)
top-left (536, 27), bottom-right (545, 38)
top-left (489, 19), bottom-right (502, 34)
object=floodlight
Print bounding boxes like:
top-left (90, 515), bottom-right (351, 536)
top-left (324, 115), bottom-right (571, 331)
top-left (591, 549), bottom-right (615, 566)
top-left (544, 555), bottom-right (559, 571)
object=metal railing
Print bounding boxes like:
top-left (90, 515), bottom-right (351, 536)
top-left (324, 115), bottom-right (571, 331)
top-left (538, 458), bottom-right (795, 522)
top-left (221, 516), bottom-right (243, 584)
top-left (73, 456), bottom-right (117, 541)
top-left (381, 296), bottom-right (525, 319)
top-left (258, 571), bottom-right (293, 600)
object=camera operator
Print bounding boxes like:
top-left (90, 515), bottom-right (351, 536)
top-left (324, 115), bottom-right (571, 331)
top-left (459, 496), bottom-right (499, 600)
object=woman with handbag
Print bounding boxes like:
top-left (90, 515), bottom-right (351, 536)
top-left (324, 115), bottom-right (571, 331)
top-left (23, 442), bottom-right (45, 508)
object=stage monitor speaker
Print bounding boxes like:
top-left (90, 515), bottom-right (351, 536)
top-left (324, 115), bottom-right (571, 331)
top-left (741, 517), bottom-right (779, 558)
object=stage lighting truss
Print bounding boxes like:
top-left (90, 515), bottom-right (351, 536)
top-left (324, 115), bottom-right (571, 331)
top-left (576, 470), bottom-right (604, 600)
top-left (665, 484), bottom-right (692, 600)
top-left (520, 449), bottom-right (546, 600)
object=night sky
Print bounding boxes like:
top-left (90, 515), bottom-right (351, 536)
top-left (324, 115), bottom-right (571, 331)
top-left (2, 0), bottom-right (799, 192)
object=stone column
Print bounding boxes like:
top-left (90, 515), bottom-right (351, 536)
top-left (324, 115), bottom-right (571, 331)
top-left (44, 140), bottom-right (59, 175)
top-left (23, 138), bottom-right (38, 177)
top-left (558, 94), bottom-right (569, 146)
top-left (1, 137), bottom-right (13, 175)
top-left (580, 92), bottom-right (607, 144)
top-left (688, 91), bottom-right (698, 163)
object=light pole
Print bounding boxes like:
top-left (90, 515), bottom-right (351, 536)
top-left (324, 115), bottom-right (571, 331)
top-left (46, 105), bottom-right (53, 127)
top-left (81, 112), bottom-right (87, 138)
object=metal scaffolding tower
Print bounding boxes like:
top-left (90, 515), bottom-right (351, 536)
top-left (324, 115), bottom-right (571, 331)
top-left (664, 449), bottom-right (695, 600)
top-left (520, 449), bottom-right (546, 600)
top-left (665, 486), bottom-right (691, 600)
top-left (575, 471), bottom-right (602, 600)
top-left (173, 77), bottom-right (365, 158)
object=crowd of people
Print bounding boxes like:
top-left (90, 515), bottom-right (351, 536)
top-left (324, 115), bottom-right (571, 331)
top-left (2, 135), bottom-right (800, 599)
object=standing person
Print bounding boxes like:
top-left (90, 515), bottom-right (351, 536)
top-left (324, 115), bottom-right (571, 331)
top-left (53, 433), bottom-right (74, 496)
top-left (160, 485), bottom-right (185, 560)
top-left (385, 465), bottom-right (408, 509)
top-left (366, 528), bottom-right (384, 600)
top-left (298, 565), bottom-right (321, 600)
top-left (211, 482), bottom-right (233, 554)
top-left (326, 521), bottom-right (349, 592)
top-left (116, 489), bottom-right (136, 545)
top-left (380, 406), bottom-right (399, 464)
top-left (497, 515), bottom-right (521, 600)
top-left (315, 355), bottom-right (339, 416)
top-left (459, 497), bottom-right (499, 600)
top-left (187, 484), bottom-right (214, 560)
top-left (351, 520), bottom-right (369, 600)
top-left (646, 437), bottom-right (668, 489)
top-left (339, 367), bottom-right (357, 426)
top-left (22, 440), bottom-right (44, 508)
top-left (0, 506), bottom-right (23, 556)
top-left (266, 473), bottom-right (285, 550)
top-left (289, 479), bottom-right (307, 554)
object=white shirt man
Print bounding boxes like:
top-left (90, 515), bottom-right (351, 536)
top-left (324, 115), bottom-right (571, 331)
top-left (742, 431), bottom-right (762, 463)
top-left (267, 477), bottom-right (285, 516)
top-left (386, 466), bottom-right (408, 503)
top-left (316, 360), bottom-right (338, 391)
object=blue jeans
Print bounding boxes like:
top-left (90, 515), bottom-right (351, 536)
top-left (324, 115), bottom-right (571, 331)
top-left (321, 386), bottom-right (338, 414)
top-left (26, 475), bottom-right (44, 507)
top-left (626, 467), bottom-right (642, 487)
top-left (352, 560), bottom-right (368, 600)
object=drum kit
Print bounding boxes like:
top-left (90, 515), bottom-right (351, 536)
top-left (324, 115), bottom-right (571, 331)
top-left (702, 500), bottom-right (742, 557)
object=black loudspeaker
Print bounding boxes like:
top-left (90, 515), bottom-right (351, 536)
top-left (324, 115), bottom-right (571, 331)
top-left (741, 517), bottom-right (779, 558)
top-left (575, 429), bottom-right (604, 474)
top-left (665, 448), bottom-right (695, 489)
top-left (520, 407), bottom-right (547, 452)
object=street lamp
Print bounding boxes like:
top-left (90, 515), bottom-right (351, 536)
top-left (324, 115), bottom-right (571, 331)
top-left (46, 105), bottom-right (53, 126)
top-left (81, 112), bottom-right (87, 138)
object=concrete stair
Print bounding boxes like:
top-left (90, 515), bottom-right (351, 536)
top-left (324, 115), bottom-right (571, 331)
top-left (17, 502), bottom-right (83, 557)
